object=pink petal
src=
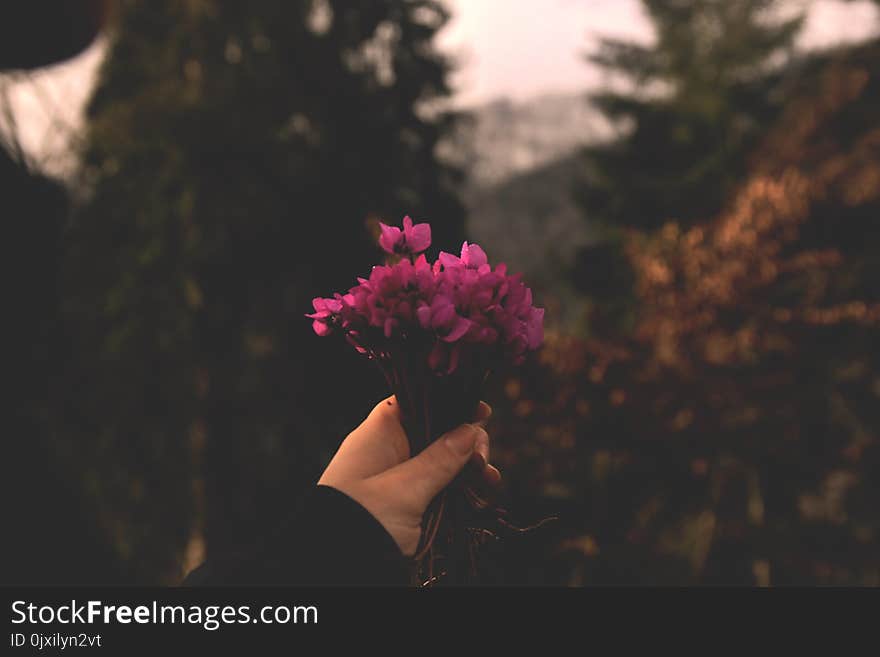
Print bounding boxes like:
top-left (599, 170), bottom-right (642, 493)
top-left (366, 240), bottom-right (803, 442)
top-left (442, 316), bottom-right (471, 343)
top-left (461, 242), bottom-right (488, 268)
top-left (312, 320), bottom-right (332, 336)
top-left (414, 253), bottom-right (430, 271)
top-left (408, 223), bottom-right (431, 253)
top-left (432, 299), bottom-right (455, 328)
top-left (416, 303), bottom-right (432, 328)
top-left (378, 223), bottom-right (402, 254)
top-left (438, 251), bottom-right (463, 270)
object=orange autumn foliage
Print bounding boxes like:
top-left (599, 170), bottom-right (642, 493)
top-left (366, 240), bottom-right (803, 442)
top-left (492, 41), bottom-right (880, 585)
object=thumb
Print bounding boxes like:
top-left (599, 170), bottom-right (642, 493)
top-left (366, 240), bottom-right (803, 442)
top-left (379, 423), bottom-right (485, 510)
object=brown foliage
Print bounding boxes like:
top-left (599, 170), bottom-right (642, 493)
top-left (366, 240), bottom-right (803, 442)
top-left (493, 42), bottom-right (880, 585)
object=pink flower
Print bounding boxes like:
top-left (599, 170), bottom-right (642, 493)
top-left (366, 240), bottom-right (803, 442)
top-left (378, 216), bottom-right (432, 255)
top-left (417, 295), bottom-right (471, 343)
top-left (305, 296), bottom-right (343, 336)
top-left (438, 241), bottom-right (488, 270)
top-left (460, 242), bottom-right (488, 268)
top-left (340, 255), bottom-right (438, 339)
top-left (309, 217), bottom-right (544, 372)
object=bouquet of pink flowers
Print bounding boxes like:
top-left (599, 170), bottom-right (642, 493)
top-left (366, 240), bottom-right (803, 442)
top-left (307, 216), bottom-right (544, 584)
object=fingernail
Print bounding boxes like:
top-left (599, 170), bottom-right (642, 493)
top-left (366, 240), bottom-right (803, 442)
top-left (474, 402), bottom-right (492, 423)
top-left (445, 424), bottom-right (479, 456)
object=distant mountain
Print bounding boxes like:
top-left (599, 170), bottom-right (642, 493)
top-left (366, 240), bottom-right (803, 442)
top-left (465, 151), bottom-right (592, 289)
top-left (450, 92), bottom-right (611, 187)
top-left (447, 93), bottom-right (610, 326)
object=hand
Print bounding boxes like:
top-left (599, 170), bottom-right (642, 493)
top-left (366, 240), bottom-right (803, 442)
top-left (318, 396), bottom-right (502, 557)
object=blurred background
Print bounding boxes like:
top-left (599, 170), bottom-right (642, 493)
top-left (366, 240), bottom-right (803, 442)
top-left (3, 0), bottom-right (879, 585)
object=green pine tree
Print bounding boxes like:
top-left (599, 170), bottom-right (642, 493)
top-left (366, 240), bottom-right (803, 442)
top-left (62, 0), bottom-right (464, 582)
top-left (579, 0), bottom-right (804, 232)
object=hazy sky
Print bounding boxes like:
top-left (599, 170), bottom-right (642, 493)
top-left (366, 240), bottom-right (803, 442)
top-left (3, 0), bottom-right (879, 176)
top-left (440, 0), bottom-right (880, 105)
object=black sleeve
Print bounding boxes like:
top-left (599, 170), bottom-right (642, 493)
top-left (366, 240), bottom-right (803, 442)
top-left (182, 485), bottom-right (411, 586)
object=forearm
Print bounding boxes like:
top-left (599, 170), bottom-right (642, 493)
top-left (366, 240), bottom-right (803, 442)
top-left (182, 485), bottom-right (410, 586)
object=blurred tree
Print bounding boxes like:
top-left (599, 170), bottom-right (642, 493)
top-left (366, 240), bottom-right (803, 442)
top-left (1, 0), bottom-right (124, 585)
top-left (495, 36), bottom-right (880, 585)
top-left (2, 144), bottom-right (127, 584)
top-left (63, 0), bottom-right (463, 582)
top-left (579, 0), bottom-right (803, 232)
top-left (573, 0), bottom-right (803, 334)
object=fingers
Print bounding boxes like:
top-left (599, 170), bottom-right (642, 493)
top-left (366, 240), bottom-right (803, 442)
top-left (474, 401), bottom-right (492, 424)
top-left (327, 397), bottom-right (501, 506)
top-left (484, 463), bottom-right (502, 485)
top-left (469, 430), bottom-right (502, 489)
top-left (471, 400), bottom-right (491, 467)
top-left (472, 427), bottom-right (489, 466)
top-left (358, 396), bottom-right (410, 457)
top-left (318, 396), bottom-right (409, 486)
top-left (366, 395), bottom-right (402, 432)
top-left (470, 401), bottom-right (501, 486)
top-left (377, 423), bottom-right (487, 510)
